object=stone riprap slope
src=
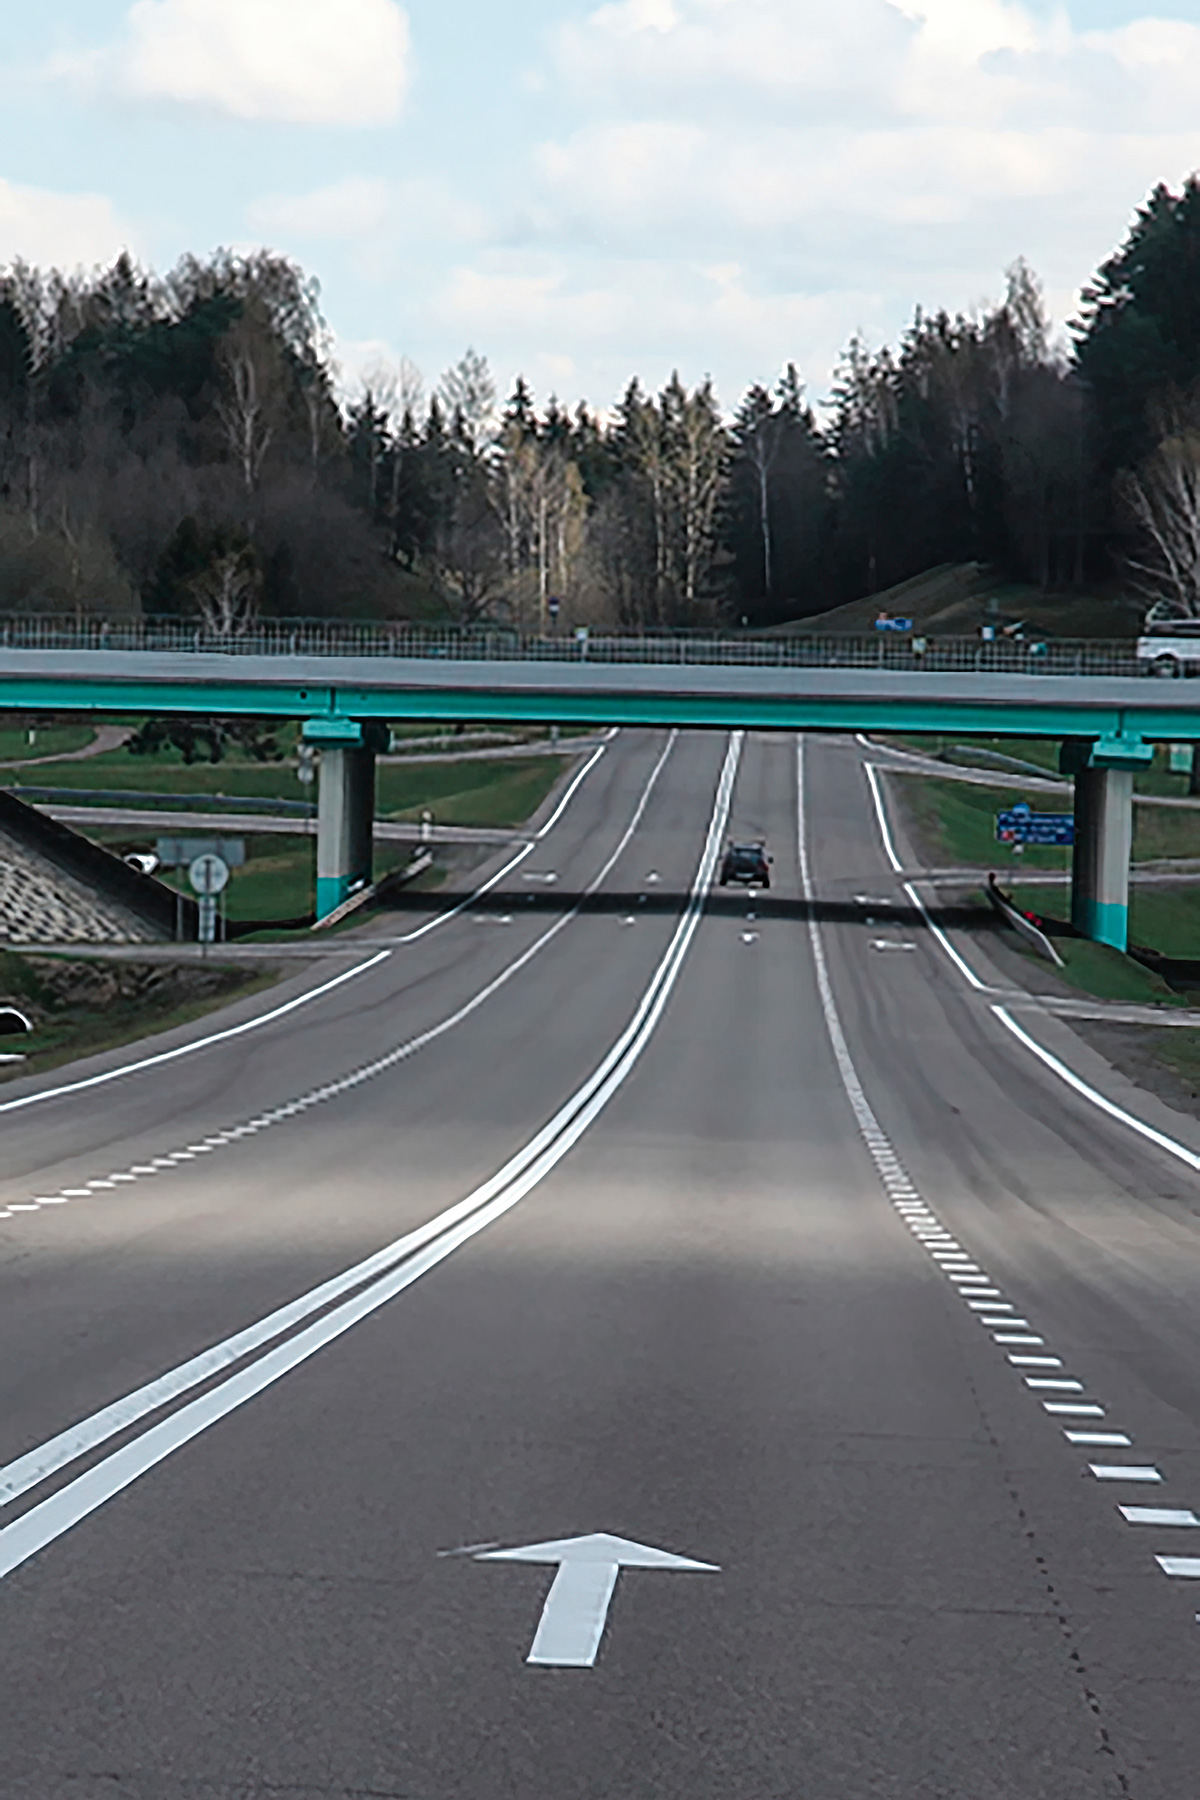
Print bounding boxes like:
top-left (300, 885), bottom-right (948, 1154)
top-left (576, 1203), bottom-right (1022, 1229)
top-left (0, 826), bottom-right (158, 944)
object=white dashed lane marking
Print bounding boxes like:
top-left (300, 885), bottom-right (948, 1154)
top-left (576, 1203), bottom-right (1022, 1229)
top-left (799, 731), bottom-right (1200, 1616)
top-left (1090, 1465), bottom-right (1164, 1483)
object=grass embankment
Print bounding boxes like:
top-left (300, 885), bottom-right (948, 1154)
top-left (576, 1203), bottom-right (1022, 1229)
top-left (887, 766), bottom-right (1200, 1004)
top-left (775, 563), bottom-right (1139, 640)
top-left (0, 724), bottom-right (96, 762)
top-left (12, 738), bottom-right (571, 823)
top-left (10, 727), bottom-right (571, 927)
top-left (98, 760), bottom-right (561, 923)
top-left (885, 733), bottom-right (1200, 801)
top-left (0, 947), bottom-right (277, 1081)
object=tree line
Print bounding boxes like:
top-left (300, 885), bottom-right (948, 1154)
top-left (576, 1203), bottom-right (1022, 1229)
top-left (3, 180), bottom-right (1200, 632)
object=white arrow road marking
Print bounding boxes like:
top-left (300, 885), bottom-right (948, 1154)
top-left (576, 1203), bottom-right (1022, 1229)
top-left (870, 939), bottom-right (916, 953)
top-left (476, 1534), bottom-right (719, 1667)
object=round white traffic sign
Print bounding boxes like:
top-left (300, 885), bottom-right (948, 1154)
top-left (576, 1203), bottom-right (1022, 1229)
top-left (188, 852), bottom-right (230, 896)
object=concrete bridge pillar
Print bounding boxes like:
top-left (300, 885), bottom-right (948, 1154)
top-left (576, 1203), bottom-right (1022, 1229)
top-left (1060, 735), bottom-right (1154, 954)
top-left (1070, 766), bottom-right (1133, 950)
top-left (303, 719), bottom-right (388, 921)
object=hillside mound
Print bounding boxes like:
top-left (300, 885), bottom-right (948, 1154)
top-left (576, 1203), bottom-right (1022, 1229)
top-left (769, 563), bottom-right (1141, 640)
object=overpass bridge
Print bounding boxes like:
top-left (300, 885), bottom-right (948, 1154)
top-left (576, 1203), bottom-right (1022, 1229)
top-left (2, 628), bottom-right (1198, 944)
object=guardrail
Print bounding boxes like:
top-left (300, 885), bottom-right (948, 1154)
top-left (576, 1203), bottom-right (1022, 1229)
top-left (0, 614), bottom-right (1142, 678)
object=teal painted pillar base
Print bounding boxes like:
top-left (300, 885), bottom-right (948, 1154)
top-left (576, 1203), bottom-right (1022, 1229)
top-left (1070, 765), bottom-right (1133, 954)
top-left (305, 719), bottom-right (386, 922)
top-left (316, 872), bottom-right (357, 919)
top-left (1071, 896), bottom-right (1129, 952)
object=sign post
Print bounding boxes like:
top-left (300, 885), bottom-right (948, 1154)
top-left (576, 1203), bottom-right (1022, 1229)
top-left (189, 851), bottom-right (230, 951)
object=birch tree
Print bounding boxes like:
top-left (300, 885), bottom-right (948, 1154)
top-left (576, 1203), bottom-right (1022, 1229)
top-left (1121, 404), bottom-right (1200, 617)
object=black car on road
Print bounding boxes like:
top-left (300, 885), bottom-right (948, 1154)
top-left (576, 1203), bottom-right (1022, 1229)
top-left (719, 841), bottom-right (771, 888)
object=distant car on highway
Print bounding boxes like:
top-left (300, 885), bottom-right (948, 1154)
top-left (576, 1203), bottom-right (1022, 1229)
top-left (719, 841), bottom-right (771, 887)
top-left (1139, 617), bottom-right (1200, 677)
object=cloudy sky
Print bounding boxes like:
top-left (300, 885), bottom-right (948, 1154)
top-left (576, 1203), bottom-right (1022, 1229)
top-left (2, 0), bottom-right (1199, 412)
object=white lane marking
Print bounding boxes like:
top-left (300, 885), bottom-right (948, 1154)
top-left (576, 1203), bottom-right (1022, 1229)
top-left (0, 740), bottom-right (616, 1118)
top-left (476, 1533), bottom-right (718, 1669)
top-left (5, 733), bottom-right (679, 1225)
top-left (0, 735), bottom-right (740, 1541)
top-left (385, 741), bottom-right (612, 947)
top-left (992, 1007), bottom-right (1200, 1175)
top-left (1090, 1465), bottom-right (1163, 1482)
top-left (0, 951), bottom-right (390, 1118)
top-left (1121, 1508), bottom-right (1200, 1526)
top-left (862, 762), bottom-right (986, 991)
top-left (861, 740), bottom-right (1200, 1189)
top-left (803, 742), bottom-right (1200, 1582)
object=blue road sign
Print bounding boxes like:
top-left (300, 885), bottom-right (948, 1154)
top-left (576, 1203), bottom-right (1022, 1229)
top-left (996, 802), bottom-right (1074, 846)
top-left (874, 617), bottom-right (913, 633)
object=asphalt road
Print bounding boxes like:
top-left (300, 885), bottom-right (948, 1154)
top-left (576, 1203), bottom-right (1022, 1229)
top-left (4, 726), bottom-right (1200, 1797)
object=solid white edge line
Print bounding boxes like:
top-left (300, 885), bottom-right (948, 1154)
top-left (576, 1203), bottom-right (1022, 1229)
top-left (1, 739), bottom-right (614, 1114)
top-left (3, 736), bottom-right (676, 1226)
top-left (862, 759), bottom-right (987, 993)
top-left (0, 729), bottom-right (726, 1536)
top-left (862, 761), bottom-right (904, 874)
top-left (860, 743), bottom-right (1200, 1169)
top-left (0, 951), bottom-right (392, 1116)
top-left (991, 1005), bottom-right (1200, 1173)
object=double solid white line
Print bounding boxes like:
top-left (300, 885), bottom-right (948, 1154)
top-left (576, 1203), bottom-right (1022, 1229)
top-left (0, 733), bottom-right (743, 1586)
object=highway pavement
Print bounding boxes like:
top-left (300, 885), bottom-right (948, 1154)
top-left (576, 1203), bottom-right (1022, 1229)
top-left (3, 726), bottom-right (1200, 1796)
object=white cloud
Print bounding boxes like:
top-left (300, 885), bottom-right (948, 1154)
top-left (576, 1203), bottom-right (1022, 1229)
top-left (523, 0), bottom-right (1200, 374)
top-left (435, 253), bottom-right (888, 408)
top-left (0, 177), bottom-right (136, 270)
top-left (119, 0), bottom-right (410, 125)
top-left (248, 176), bottom-right (392, 240)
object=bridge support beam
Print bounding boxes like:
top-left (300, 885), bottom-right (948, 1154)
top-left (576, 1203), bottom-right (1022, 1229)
top-left (304, 719), bottom-right (388, 921)
top-left (1061, 735), bottom-right (1154, 953)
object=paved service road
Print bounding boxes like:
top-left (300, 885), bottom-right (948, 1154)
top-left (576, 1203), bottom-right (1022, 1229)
top-left (4, 727), bottom-right (1200, 1797)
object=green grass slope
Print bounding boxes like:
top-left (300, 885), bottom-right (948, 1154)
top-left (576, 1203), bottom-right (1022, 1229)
top-left (772, 562), bottom-right (1140, 640)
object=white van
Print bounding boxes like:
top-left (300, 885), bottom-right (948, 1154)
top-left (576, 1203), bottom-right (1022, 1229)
top-left (1138, 619), bottom-right (1200, 677)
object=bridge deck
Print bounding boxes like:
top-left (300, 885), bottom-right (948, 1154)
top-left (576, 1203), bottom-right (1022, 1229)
top-left (2, 648), bottom-right (1200, 738)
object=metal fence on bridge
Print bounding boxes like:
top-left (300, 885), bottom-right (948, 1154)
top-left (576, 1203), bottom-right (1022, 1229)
top-left (0, 614), bottom-right (1142, 679)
